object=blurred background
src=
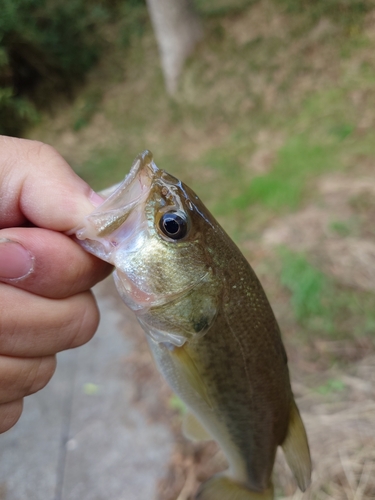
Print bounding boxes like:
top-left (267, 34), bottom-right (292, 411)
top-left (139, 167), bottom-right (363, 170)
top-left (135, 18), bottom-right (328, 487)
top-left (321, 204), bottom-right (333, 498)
top-left (1, 0), bottom-right (375, 499)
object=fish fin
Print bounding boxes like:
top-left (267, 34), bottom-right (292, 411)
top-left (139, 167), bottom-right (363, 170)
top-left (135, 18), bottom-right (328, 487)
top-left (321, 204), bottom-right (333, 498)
top-left (170, 345), bottom-right (213, 409)
top-left (182, 411), bottom-right (212, 441)
top-left (196, 476), bottom-right (274, 500)
top-left (282, 400), bottom-right (312, 492)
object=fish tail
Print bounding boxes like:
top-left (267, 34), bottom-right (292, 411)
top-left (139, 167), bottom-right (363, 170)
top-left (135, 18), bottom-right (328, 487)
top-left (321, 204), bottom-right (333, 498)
top-left (282, 400), bottom-right (312, 491)
top-left (195, 475), bottom-right (274, 500)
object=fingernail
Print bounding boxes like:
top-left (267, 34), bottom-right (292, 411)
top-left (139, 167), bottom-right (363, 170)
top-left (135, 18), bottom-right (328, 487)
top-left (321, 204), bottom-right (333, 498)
top-left (0, 239), bottom-right (35, 281)
top-left (89, 190), bottom-right (104, 208)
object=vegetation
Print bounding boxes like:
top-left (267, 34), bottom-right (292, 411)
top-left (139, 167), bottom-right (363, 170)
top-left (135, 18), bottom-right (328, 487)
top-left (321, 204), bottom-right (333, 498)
top-left (0, 0), bottom-right (146, 135)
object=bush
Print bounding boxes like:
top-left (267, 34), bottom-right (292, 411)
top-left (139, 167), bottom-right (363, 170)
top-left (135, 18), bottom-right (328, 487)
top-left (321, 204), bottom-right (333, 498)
top-left (0, 0), bottom-right (120, 135)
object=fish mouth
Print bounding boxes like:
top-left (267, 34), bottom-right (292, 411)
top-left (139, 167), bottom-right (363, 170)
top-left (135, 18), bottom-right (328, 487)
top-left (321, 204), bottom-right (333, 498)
top-left (75, 150), bottom-right (207, 315)
top-left (74, 150), bottom-right (157, 262)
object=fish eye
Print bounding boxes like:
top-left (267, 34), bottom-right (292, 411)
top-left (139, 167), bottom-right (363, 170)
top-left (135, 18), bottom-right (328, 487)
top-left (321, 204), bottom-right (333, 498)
top-left (159, 212), bottom-right (188, 240)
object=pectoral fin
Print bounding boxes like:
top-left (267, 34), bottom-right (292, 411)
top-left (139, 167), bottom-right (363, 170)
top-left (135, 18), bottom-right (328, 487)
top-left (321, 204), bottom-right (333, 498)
top-left (170, 345), bottom-right (213, 409)
top-left (282, 400), bottom-right (312, 492)
top-left (182, 411), bottom-right (212, 442)
top-left (196, 476), bottom-right (274, 500)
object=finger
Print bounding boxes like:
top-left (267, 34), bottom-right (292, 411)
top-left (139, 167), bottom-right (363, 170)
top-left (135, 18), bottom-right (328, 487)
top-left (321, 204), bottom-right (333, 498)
top-left (0, 285), bottom-right (100, 357)
top-left (0, 227), bottom-right (112, 298)
top-left (0, 355), bottom-right (56, 403)
top-left (0, 399), bottom-right (23, 434)
top-left (0, 136), bottom-right (104, 230)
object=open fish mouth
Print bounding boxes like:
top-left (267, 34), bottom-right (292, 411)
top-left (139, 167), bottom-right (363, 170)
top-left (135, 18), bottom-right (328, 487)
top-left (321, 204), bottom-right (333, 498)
top-left (74, 150), bottom-right (157, 262)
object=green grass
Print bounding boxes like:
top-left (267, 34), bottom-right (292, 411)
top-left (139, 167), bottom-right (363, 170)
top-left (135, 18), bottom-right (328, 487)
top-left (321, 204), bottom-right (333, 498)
top-left (316, 378), bottom-right (346, 395)
top-left (233, 136), bottom-right (337, 211)
top-left (329, 220), bottom-right (352, 237)
top-left (280, 249), bottom-right (332, 324)
top-left (279, 248), bottom-right (375, 342)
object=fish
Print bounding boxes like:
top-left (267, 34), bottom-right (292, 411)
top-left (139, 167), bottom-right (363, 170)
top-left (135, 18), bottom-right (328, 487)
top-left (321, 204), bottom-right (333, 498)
top-left (74, 150), bottom-right (312, 500)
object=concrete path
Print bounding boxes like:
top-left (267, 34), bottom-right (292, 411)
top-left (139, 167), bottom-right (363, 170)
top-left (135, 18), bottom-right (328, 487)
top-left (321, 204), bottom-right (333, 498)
top-left (0, 280), bottom-right (173, 500)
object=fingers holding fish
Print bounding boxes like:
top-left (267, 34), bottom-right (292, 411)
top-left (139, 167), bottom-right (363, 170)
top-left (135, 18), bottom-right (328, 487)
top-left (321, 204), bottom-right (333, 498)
top-left (0, 355), bottom-right (56, 404)
top-left (0, 227), bottom-right (112, 299)
top-left (0, 136), bottom-right (110, 434)
top-left (0, 285), bottom-right (99, 357)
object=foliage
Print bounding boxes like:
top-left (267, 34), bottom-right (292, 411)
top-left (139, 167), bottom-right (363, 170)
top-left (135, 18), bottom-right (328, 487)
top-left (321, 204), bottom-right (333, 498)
top-left (0, 0), bottom-right (146, 135)
top-left (118, 0), bottom-right (149, 48)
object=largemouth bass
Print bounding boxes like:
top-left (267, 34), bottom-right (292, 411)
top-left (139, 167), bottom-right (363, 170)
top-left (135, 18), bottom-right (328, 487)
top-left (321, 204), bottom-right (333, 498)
top-left (75, 150), bottom-right (311, 500)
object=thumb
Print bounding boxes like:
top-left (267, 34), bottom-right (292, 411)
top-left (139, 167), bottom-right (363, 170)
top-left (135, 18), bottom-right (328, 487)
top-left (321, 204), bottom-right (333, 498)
top-left (0, 136), bottom-right (103, 231)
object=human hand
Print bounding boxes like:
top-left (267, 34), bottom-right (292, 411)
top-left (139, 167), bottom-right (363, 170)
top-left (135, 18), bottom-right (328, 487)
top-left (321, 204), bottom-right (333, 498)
top-left (0, 136), bottom-right (112, 433)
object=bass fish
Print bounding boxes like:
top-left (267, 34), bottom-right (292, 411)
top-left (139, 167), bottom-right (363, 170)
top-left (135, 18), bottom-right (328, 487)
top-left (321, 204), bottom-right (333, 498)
top-left (75, 150), bottom-right (311, 500)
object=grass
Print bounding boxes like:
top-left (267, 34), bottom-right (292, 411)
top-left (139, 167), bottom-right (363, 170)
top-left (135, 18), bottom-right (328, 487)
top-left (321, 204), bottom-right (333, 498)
top-left (330, 220), bottom-right (353, 237)
top-left (316, 378), bottom-right (346, 395)
top-left (279, 248), bottom-right (375, 345)
top-left (72, 89), bottom-right (103, 131)
top-left (232, 136), bottom-right (338, 211)
top-left (280, 249), bottom-right (331, 323)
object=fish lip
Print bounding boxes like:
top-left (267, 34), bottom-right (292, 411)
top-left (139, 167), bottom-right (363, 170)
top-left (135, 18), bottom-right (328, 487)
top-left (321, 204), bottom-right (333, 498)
top-left (116, 149), bottom-right (157, 192)
top-left (88, 150), bottom-right (156, 228)
top-left (74, 150), bottom-right (158, 254)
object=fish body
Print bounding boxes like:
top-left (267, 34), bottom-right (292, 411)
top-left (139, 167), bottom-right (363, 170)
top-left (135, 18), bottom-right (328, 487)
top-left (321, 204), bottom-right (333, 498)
top-left (75, 151), bottom-right (311, 499)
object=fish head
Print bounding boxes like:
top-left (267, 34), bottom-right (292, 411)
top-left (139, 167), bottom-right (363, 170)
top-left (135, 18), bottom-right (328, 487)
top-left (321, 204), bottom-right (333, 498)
top-left (75, 150), bottom-right (219, 347)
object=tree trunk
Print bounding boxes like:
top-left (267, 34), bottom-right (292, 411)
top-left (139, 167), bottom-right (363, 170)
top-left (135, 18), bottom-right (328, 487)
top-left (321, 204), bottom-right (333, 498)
top-left (146, 0), bottom-right (203, 95)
